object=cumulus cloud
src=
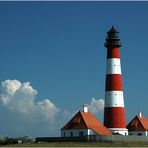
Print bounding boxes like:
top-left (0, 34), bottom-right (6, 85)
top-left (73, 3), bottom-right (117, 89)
top-left (0, 79), bottom-right (105, 137)
top-left (0, 80), bottom-right (60, 123)
top-left (88, 98), bottom-right (104, 114)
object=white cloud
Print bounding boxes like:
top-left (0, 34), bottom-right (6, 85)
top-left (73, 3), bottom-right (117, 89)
top-left (0, 79), bottom-right (105, 137)
top-left (1, 79), bottom-right (21, 95)
top-left (88, 98), bottom-right (104, 114)
top-left (0, 79), bottom-right (60, 122)
top-left (36, 99), bottom-right (60, 122)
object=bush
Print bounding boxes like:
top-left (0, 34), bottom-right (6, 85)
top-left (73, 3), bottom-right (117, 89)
top-left (0, 136), bottom-right (33, 145)
top-left (0, 137), bottom-right (18, 145)
top-left (18, 136), bottom-right (34, 143)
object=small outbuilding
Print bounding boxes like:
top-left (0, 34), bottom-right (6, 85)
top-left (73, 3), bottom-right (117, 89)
top-left (61, 105), bottom-right (111, 137)
top-left (127, 112), bottom-right (148, 136)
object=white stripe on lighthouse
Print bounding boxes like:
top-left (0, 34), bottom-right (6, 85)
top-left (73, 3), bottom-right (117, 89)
top-left (106, 58), bottom-right (121, 74)
top-left (105, 91), bottom-right (124, 107)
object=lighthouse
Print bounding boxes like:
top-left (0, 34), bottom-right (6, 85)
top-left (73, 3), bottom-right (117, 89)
top-left (104, 26), bottom-right (128, 135)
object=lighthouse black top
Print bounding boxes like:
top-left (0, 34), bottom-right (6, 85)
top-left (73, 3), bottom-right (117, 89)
top-left (105, 26), bottom-right (121, 48)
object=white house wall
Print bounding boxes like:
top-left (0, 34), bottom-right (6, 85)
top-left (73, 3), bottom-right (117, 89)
top-left (129, 131), bottom-right (148, 136)
top-left (61, 129), bottom-right (97, 137)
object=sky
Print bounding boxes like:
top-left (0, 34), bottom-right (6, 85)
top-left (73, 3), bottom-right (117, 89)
top-left (0, 1), bottom-right (148, 138)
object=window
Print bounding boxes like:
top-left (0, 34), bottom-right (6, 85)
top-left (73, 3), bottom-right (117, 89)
top-left (129, 133), bottom-right (132, 135)
top-left (70, 132), bottom-right (73, 137)
top-left (79, 131), bottom-right (84, 137)
top-left (64, 132), bottom-right (65, 137)
top-left (138, 133), bottom-right (142, 136)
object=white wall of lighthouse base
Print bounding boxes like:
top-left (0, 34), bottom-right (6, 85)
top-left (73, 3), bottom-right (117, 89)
top-left (108, 128), bottom-right (128, 135)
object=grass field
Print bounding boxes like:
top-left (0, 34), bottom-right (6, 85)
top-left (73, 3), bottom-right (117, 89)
top-left (2, 141), bottom-right (148, 147)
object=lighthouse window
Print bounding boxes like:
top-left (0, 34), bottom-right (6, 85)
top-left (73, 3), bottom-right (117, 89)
top-left (115, 94), bottom-right (117, 95)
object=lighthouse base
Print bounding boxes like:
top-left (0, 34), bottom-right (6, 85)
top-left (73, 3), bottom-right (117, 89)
top-left (108, 128), bottom-right (128, 135)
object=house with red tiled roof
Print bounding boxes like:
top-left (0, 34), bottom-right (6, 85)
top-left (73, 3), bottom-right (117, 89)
top-left (61, 105), bottom-right (112, 137)
top-left (127, 112), bottom-right (148, 136)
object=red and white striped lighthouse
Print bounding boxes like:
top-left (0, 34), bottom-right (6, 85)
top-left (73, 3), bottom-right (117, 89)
top-left (104, 26), bottom-right (128, 135)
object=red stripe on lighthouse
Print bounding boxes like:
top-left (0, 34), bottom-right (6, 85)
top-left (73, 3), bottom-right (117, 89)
top-left (104, 107), bottom-right (126, 128)
top-left (105, 74), bottom-right (123, 91)
top-left (107, 47), bottom-right (120, 59)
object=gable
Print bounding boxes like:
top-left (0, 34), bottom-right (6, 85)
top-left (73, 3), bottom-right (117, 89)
top-left (61, 111), bottom-right (88, 130)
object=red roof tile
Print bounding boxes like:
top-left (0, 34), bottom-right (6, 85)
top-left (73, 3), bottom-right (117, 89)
top-left (137, 115), bottom-right (148, 130)
top-left (61, 110), bottom-right (112, 135)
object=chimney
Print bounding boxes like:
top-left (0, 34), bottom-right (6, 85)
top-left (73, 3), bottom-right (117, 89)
top-left (139, 112), bottom-right (142, 118)
top-left (83, 104), bottom-right (88, 113)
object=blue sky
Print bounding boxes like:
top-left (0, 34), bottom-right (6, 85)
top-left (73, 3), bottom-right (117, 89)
top-left (0, 1), bottom-right (148, 137)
